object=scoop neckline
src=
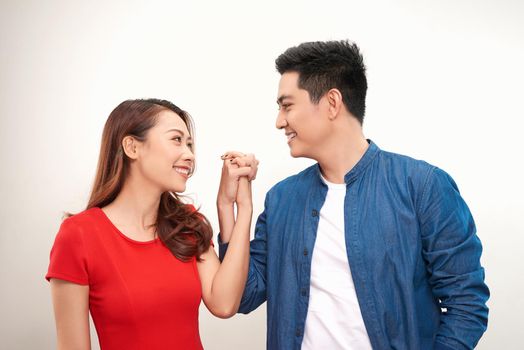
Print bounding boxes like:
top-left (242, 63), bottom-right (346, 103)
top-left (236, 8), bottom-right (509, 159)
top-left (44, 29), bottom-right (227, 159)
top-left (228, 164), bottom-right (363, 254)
top-left (94, 207), bottom-right (160, 245)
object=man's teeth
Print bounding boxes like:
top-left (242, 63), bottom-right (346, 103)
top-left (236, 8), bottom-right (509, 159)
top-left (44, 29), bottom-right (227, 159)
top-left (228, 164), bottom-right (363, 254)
top-left (287, 132), bottom-right (297, 141)
top-left (174, 167), bottom-right (189, 175)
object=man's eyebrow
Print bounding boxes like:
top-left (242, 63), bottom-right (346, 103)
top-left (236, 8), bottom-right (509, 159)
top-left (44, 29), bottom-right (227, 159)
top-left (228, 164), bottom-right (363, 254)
top-left (277, 95), bottom-right (292, 105)
top-left (166, 128), bottom-right (192, 141)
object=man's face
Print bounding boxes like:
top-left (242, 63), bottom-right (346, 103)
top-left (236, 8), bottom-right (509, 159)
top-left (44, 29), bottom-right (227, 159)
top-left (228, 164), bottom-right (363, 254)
top-left (276, 72), bottom-right (330, 159)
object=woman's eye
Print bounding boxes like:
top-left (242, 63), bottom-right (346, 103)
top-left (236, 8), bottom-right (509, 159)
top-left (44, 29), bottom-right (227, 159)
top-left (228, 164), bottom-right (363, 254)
top-left (172, 136), bottom-right (182, 142)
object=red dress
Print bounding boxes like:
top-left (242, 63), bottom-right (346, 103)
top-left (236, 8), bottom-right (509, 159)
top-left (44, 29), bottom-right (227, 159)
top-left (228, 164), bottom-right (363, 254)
top-left (46, 207), bottom-right (204, 350)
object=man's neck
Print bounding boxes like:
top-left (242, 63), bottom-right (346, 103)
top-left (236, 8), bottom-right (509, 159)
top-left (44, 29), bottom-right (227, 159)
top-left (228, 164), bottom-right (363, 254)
top-left (317, 136), bottom-right (369, 184)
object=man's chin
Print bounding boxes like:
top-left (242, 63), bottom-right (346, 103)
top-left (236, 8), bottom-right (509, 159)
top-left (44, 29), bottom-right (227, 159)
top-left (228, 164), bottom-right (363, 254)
top-left (289, 148), bottom-right (317, 162)
top-left (289, 149), bottom-right (300, 158)
top-left (289, 148), bottom-right (307, 159)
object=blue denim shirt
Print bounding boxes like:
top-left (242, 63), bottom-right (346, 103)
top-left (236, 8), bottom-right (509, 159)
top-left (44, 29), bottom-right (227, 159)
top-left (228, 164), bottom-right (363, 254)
top-left (219, 141), bottom-right (489, 350)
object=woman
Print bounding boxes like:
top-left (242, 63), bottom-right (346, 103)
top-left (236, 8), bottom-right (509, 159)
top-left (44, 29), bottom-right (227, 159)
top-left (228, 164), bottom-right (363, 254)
top-left (46, 98), bottom-right (258, 349)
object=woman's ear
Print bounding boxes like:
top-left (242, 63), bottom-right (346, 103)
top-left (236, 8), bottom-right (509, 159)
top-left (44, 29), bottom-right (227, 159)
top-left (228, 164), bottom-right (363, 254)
top-left (327, 88), bottom-right (343, 120)
top-left (122, 136), bottom-right (139, 160)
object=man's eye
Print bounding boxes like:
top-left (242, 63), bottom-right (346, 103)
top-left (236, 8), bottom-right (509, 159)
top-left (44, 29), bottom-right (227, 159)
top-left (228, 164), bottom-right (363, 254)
top-left (278, 104), bottom-right (291, 111)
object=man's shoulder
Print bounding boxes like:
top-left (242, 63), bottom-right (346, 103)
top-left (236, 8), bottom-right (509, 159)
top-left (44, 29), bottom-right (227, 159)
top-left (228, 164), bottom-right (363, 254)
top-left (267, 164), bottom-right (318, 197)
top-left (375, 148), bottom-right (463, 200)
top-left (376, 148), bottom-right (437, 180)
top-left (379, 148), bottom-right (434, 168)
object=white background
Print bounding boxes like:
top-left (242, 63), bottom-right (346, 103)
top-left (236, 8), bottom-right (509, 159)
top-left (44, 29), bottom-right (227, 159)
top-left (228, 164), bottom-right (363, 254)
top-left (1, 0), bottom-right (523, 349)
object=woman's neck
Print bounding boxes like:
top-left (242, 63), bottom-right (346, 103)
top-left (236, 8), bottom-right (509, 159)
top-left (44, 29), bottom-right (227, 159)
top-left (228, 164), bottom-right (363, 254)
top-left (102, 174), bottom-right (162, 240)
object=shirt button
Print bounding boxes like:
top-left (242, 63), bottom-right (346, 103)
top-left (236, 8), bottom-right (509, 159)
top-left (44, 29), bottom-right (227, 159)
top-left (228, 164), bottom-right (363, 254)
top-left (303, 249), bottom-right (308, 256)
top-left (296, 329), bottom-right (302, 337)
top-left (301, 288), bottom-right (307, 296)
top-left (312, 209), bottom-right (318, 217)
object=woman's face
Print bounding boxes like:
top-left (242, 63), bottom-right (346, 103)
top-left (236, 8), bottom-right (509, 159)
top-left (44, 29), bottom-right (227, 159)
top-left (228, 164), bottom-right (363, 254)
top-left (135, 109), bottom-right (194, 193)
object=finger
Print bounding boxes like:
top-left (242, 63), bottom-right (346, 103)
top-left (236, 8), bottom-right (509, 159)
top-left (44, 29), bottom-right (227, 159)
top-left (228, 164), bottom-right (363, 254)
top-left (230, 155), bottom-right (259, 179)
top-left (249, 169), bottom-right (257, 181)
top-left (245, 156), bottom-right (259, 180)
top-left (232, 154), bottom-right (257, 168)
top-left (242, 153), bottom-right (256, 164)
top-left (232, 157), bottom-right (247, 167)
top-left (229, 166), bottom-right (252, 178)
top-left (221, 151), bottom-right (246, 160)
top-left (224, 158), bottom-right (240, 169)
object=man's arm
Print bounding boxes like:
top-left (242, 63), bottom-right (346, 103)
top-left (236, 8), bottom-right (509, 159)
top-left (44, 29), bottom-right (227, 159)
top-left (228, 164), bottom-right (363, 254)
top-left (219, 193), bottom-right (270, 314)
top-left (418, 167), bottom-right (489, 350)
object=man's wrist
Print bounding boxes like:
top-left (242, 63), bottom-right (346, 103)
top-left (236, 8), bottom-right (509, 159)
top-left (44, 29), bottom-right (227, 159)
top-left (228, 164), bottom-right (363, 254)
top-left (236, 202), bottom-right (253, 213)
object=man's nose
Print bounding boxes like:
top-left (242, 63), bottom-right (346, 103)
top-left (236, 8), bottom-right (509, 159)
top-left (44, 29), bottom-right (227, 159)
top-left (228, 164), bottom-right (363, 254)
top-left (276, 111), bottom-right (288, 129)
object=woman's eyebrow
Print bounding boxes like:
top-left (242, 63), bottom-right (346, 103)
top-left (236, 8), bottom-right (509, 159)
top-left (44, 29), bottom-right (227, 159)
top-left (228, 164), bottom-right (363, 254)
top-left (165, 128), bottom-right (192, 141)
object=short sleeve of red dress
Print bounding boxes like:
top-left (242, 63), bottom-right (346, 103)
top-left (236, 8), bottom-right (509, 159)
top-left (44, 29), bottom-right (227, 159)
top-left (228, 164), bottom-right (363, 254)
top-left (45, 218), bottom-right (89, 285)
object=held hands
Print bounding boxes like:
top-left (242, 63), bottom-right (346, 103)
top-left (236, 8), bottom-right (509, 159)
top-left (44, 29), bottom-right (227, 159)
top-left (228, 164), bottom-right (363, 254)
top-left (217, 151), bottom-right (259, 208)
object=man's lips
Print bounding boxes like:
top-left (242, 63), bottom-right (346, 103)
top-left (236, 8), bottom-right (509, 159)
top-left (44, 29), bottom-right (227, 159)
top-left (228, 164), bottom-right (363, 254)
top-left (286, 131), bottom-right (297, 143)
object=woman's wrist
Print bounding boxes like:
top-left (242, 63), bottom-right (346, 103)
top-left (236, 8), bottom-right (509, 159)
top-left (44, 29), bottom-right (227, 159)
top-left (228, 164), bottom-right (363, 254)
top-left (217, 198), bottom-right (235, 210)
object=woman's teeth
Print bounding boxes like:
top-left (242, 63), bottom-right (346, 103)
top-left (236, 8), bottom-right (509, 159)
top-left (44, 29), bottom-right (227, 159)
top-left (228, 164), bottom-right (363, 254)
top-left (174, 167), bottom-right (189, 175)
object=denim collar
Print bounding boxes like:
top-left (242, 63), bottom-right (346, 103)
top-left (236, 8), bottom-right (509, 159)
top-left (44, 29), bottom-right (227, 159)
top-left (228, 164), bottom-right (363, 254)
top-left (314, 139), bottom-right (380, 185)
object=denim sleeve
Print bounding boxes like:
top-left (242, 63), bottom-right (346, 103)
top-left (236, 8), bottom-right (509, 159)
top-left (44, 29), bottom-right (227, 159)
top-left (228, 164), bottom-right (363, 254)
top-left (218, 194), bottom-right (270, 314)
top-left (217, 234), bottom-right (229, 261)
top-left (418, 167), bottom-right (489, 350)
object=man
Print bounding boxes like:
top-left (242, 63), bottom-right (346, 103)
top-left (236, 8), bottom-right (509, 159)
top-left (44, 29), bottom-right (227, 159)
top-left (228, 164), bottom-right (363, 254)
top-left (219, 40), bottom-right (489, 350)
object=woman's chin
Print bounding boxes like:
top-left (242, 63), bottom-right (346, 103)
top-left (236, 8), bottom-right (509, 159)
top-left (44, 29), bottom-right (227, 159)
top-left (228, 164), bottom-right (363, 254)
top-left (170, 185), bottom-right (186, 193)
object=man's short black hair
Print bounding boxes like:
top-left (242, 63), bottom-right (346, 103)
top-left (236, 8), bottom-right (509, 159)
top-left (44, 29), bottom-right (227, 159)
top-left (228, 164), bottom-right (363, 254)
top-left (275, 40), bottom-right (367, 124)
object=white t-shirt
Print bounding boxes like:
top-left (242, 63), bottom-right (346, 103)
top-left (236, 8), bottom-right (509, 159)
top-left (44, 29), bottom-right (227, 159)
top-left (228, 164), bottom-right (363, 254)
top-left (301, 175), bottom-right (373, 350)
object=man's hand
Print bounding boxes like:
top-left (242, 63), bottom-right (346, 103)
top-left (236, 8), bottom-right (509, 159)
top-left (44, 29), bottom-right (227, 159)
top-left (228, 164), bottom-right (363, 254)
top-left (216, 151), bottom-right (259, 207)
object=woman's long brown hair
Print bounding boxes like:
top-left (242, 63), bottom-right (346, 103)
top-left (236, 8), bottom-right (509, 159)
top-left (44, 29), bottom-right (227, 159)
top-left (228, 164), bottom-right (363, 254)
top-left (84, 98), bottom-right (212, 261)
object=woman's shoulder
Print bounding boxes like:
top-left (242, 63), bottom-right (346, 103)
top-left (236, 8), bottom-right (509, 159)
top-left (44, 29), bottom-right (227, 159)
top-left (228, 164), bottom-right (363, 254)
top-left (58, 207), bottom-right (104, 236)
top-left (63, 207), bottom-right (102, 224)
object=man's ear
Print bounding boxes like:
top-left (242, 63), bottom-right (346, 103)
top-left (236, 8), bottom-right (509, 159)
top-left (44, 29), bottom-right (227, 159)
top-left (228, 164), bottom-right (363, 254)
top-left (122, 136), bottom-right (139, 160)
top-left (326, 88), bottom-right (343, 120)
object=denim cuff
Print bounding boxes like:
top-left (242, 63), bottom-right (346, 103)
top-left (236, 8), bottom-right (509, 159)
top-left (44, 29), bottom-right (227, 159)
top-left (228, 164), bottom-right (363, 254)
top-left (217, 233), bottom-right (229, 262)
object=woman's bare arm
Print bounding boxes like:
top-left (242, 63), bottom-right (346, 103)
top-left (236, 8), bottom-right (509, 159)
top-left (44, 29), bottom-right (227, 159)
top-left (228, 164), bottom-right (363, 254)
top-left (50, 279), bottom-right (91, 350)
